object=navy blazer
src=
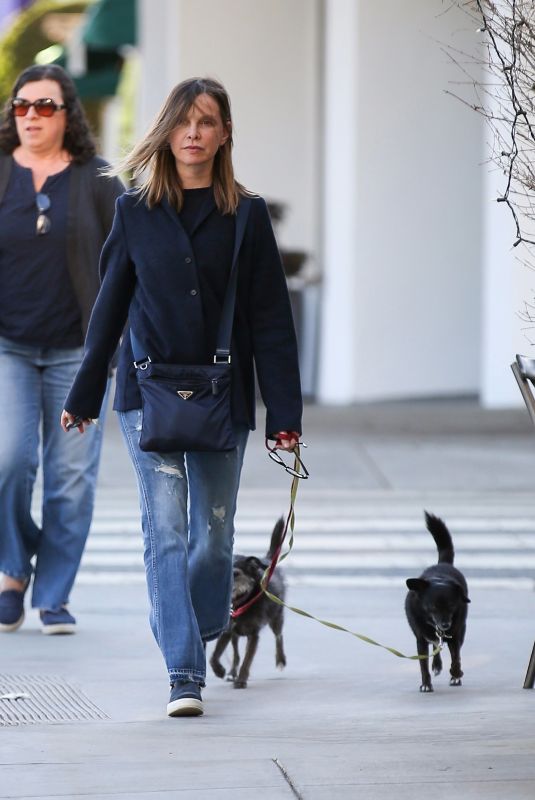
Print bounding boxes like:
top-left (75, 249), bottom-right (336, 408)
top-left (65, 190), bottom-right (303, 437)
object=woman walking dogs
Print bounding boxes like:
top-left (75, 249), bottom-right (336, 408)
top-left (0, 65), bottom-right (123, 635)
top-left (62, 78), bottom-right (303, 717)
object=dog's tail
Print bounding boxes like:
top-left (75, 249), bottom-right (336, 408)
top-left (425, 511), bottom-right (454, 564)
top-left (267, 517), bottom-right (286, 560)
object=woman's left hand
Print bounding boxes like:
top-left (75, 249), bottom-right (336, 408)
top-left (60, 410), bottom-right (92, 433)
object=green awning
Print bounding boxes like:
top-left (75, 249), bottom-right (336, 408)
top-left (49, 0), bottom-right (137, 99)
top-left (82, 0), bottom-right (136, 50)
top-left (51, 46), bottom-right (124, 98)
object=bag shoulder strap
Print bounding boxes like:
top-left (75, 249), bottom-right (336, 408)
top-left (214, 196), bottom-right (252, 362)
top-left (132, 195), bottom-right (253, 366)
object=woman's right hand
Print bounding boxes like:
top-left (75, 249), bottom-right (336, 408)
top-left (61, 410), bottom-right (91, 433)
top-left (272, 430), bottom-right (300, 451)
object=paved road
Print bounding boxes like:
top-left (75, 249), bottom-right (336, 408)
top-left (5, 397), bottom-right (535, 799)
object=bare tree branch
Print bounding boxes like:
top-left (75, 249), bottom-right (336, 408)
top-left (451, 2), bottom-right (535, 262)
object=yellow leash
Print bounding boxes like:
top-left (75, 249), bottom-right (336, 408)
top-left (259, 446), bottom-right (443, 661)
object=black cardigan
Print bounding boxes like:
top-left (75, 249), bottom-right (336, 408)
top-left (65, 191), bottom-right (303, 437)
top-left (0, 153), bottom-right (124, 336)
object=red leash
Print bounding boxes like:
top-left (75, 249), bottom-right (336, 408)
top-left (230, 437), bottom-right (305, 618)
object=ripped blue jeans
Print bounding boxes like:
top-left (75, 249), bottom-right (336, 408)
top-left (118, 409), bottom-right (249, 686)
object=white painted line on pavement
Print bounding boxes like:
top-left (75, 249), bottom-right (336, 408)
top-left (288, 575), bottom-right (535, 590)
top-left (75, 572), bottom-right (535, 590)
top-left (88, 517), bottom-right (535, 534)
top-left (79, 551), bottom-right (535, 569)
top-left (84, 533), bottom-right (535, 551)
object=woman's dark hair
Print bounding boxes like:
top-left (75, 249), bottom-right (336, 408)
top-left (0, 64), bottom-right (96, 164)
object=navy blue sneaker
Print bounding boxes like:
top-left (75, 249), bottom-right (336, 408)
top-left (40, 607), bottom-right (76, 635)
top-left (167, 681), bottom-right (203, 717)
top-left (0, 590), bottom-right (25, 632)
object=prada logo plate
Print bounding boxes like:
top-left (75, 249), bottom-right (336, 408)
top-left (177, 390), bottom-right (193, 400)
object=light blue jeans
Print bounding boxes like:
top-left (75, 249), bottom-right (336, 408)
top-left (0, 336), bottom-right (109, 610)
top-left (118, 408), bottom-right (249, 686)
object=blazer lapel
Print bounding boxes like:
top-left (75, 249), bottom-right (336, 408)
top-left (233, 196), bottom-right (252, 263)
top-left (189, 190), bottom-right (216, 236)
top-left (161, 196), bottom-right (188, 237)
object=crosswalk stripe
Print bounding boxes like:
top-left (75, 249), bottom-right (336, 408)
top-left (88, 517), bottom-right (535, 534)
top-left (288, 575), bottom-right (535, 590)
top-left (74, 572), bottom-right (535, 591)
top-left (84, 532), bottom-right (535, 551)
top-left (91, 500), bottom-right (535, 516)
top-left (79, 552), bottom-right (535, 569)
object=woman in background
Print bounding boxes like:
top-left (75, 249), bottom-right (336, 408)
top-left (0, 64), bottom-right (123, 635)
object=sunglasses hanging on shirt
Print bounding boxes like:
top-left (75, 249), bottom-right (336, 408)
top-left (11, 97), bottom-right (66, 117)
top-left (36, 193), bottom-right (51, 235)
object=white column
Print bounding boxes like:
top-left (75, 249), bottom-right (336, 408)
top-left (317, 0), bottom-right (360, 404)
top-left (136, 0), bottom-right (182, 136)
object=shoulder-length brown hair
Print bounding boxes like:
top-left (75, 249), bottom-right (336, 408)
top-left (0, 64), bottom-right (96, 164)
top-left (115, 77), bottom-right (246, 214)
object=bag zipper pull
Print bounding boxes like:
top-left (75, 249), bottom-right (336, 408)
top-left (212, 378), bottom-right (219, 395)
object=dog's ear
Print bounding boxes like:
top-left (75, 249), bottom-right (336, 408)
top-left (406, 578), bottom-right (429, 593)
top-left (243, 556), bottom-right (267, 574)
top-left (451, 579), bottom-right (471, 603)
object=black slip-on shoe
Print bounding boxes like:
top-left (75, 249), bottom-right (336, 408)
top-left (40, 607), bottom-right (76, 635)
top-left (167, 680), bottom-right (203, 717)
top-left (0, 589), bottom-right (25, 632)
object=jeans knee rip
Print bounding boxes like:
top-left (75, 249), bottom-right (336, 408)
top-left (210, 505), bottom-right (226, 526)
top-left (155, 464), bottom-right (184, 479)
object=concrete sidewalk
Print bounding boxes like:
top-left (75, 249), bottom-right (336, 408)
top-left (2, 399), bottom-right (535, 799)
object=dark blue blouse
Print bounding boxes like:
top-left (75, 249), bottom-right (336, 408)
top-left (179, 187), bottom-right (235, 358)
top-left (0, 160), bottom-right (83, 348)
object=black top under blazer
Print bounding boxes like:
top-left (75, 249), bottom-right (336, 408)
top-left (65, 190), bottom-right (303, 438)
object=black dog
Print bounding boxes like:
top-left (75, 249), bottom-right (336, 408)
top-left (405, 512), bottom-right (470, 692)
top-left (210, 518), bottom-right (286, 688)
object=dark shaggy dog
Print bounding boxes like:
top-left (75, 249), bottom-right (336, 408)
top-left (405, 512), bottom-right (470, 692)
top-left (210, 518), bottom-right (286, 688)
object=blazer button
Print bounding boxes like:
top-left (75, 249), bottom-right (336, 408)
top-left (185, 256), bottom-right (192, 263)
top-left (190, 289), bottom-right (198, 296)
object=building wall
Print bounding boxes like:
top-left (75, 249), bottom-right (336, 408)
top-left (318, 0), bottom-right (484, 402)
